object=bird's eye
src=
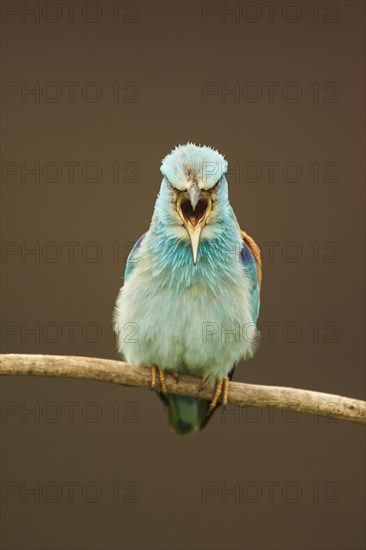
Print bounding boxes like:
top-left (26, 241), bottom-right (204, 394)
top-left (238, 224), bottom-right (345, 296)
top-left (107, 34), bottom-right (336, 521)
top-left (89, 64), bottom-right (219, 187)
top-left (212, 178), bottom-right (221, 190)
top-left (168, 181), bottom-right (176, 191)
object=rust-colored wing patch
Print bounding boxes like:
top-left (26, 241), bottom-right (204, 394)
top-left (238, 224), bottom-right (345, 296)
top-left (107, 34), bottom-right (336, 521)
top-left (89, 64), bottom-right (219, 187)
top-left (240, 229), bottom-right (262, 289)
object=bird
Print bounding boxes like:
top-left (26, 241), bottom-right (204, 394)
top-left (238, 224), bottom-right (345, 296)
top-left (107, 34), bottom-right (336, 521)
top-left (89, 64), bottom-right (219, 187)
top-left (113, 143), bottom-right (262, 434)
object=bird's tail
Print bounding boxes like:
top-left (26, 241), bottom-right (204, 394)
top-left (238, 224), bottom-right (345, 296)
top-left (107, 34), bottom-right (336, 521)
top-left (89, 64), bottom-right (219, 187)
top-left (165, 394), bottom-right (212, 435)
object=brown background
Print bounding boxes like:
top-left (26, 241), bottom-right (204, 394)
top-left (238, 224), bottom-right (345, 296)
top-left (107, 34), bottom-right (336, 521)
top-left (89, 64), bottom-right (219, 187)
top-left (0, 1), bottom-right (365, 549)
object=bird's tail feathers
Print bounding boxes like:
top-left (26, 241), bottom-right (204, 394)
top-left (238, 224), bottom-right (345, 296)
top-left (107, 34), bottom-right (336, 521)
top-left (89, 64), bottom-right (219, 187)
top-left (165, 394), bottom-right (212, 435)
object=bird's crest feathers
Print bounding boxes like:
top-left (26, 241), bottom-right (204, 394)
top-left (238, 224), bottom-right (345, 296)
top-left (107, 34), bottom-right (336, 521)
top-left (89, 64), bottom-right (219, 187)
top-left (160, 142), bottom-right (228, 190)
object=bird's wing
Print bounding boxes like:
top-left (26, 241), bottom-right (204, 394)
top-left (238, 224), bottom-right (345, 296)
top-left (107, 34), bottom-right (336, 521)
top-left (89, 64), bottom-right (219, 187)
top-left (123, 233), bottom-right (146, 282)
top-left (240, 229), bottom-right (262, 323)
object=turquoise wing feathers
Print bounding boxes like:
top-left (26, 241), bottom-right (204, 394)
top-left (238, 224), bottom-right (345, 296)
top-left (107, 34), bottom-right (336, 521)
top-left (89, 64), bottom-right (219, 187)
top-left (123, 233), bottom-right (146, 282)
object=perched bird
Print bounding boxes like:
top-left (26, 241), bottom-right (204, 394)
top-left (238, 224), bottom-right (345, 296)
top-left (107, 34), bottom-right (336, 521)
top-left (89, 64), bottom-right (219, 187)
top-left (113, 143), bottom-right (262, 434)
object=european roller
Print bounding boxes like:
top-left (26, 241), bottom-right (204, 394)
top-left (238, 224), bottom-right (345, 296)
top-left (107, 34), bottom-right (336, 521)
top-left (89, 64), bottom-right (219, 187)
top-left (113, 143), bottom-right (262, 434)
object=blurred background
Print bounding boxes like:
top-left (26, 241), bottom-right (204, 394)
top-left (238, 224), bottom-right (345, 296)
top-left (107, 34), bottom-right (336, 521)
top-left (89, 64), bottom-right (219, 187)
top-left (1, 1), bottom-right (365, 549)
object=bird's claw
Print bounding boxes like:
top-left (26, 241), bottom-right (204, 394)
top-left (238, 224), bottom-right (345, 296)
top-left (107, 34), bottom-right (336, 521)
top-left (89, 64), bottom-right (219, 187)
top-left (150, 365), bottom-right (168, 395)
top-left (150, 365), bottom-right (157, 390)
top-left (158, 368), bottom-right (168, 394)
top-left (209, 377), bottom-right (229, 412)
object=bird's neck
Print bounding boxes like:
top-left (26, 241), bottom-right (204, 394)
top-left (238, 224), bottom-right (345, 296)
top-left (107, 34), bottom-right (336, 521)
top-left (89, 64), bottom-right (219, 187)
top-left (144, 214), bottom-right (243, 291)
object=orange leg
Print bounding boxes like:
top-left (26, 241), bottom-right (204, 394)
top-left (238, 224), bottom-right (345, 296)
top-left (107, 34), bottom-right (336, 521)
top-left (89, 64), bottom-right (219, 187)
top-left (151, 365), bottom-right (168, 394)
top-left (209, 377), bottom-right (229, 411)
top-left (150, 365), bottom-right (157, 389)
top-left (209, 379), bottom-right (223, 411)
top-left (158, 368), bottom-right (168, 394)
top-left (222, 378), bottom-right (229, 407)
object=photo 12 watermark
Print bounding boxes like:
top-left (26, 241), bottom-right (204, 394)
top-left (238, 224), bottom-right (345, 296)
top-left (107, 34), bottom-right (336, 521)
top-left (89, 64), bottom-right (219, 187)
top-left (220, 402), bottom-right (345, 425)
top-left (1, 81), bottom-right (140, 104)
top-left (201, 320), bottom-right (340, 345)
top-left (1, 1), bottom-right (140, 24)
top-left (0, 240), bottom-right (341, 265)
top-left (1, 161), bottom-right (140, 185)
top-left (1, 400), bottom-right (140, 424)
top-left (1, 480), bottom-right (140, 504)
top-left (0, 319), bottom-right (341, 346)
top-left (200, 480), bottom-right (340, 504)
top-left (201, 2), bottom-right (341, 24)
top-left (202, 81), bottom-right (340, 104)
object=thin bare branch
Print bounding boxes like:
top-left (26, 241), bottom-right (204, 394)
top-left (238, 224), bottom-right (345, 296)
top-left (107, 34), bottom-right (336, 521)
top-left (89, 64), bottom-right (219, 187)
top-left (0, 354), bottom-right (365, 425)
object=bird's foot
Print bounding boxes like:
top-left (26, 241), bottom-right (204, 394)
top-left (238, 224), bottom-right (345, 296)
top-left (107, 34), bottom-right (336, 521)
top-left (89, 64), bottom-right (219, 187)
top-left (150, 365), bottom-right (168, 395)
top-left (209, 377), bottom-right (229, 412)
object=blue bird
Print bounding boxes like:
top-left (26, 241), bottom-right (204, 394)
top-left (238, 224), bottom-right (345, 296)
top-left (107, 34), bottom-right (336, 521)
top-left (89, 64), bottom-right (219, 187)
top-left (113, 143), bottom-right (262, 434)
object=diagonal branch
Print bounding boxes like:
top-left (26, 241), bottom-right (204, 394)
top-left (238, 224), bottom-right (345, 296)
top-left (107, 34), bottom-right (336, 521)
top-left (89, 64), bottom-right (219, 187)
top-left (0, 353), bottom-right (365, 425)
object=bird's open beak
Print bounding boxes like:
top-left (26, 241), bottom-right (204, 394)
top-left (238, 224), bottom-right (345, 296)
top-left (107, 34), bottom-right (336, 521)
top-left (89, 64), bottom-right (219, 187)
top-left (176, 187), bottom-right (212, 265)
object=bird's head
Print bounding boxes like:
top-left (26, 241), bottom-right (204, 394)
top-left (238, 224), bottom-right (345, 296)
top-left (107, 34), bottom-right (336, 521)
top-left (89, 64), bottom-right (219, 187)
top-left (154, 143), bottom-right (230, 265)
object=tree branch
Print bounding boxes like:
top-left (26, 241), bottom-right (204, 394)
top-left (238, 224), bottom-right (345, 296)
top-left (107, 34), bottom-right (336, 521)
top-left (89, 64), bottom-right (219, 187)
top-left (1, 353), bottom-right (365, 425)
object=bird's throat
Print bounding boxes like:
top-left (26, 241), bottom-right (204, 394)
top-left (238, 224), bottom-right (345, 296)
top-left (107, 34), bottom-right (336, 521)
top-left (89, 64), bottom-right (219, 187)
top-left (180, 197), bottom-right (210, 227)
top-left (176, 195), bottom-right (212, 265)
